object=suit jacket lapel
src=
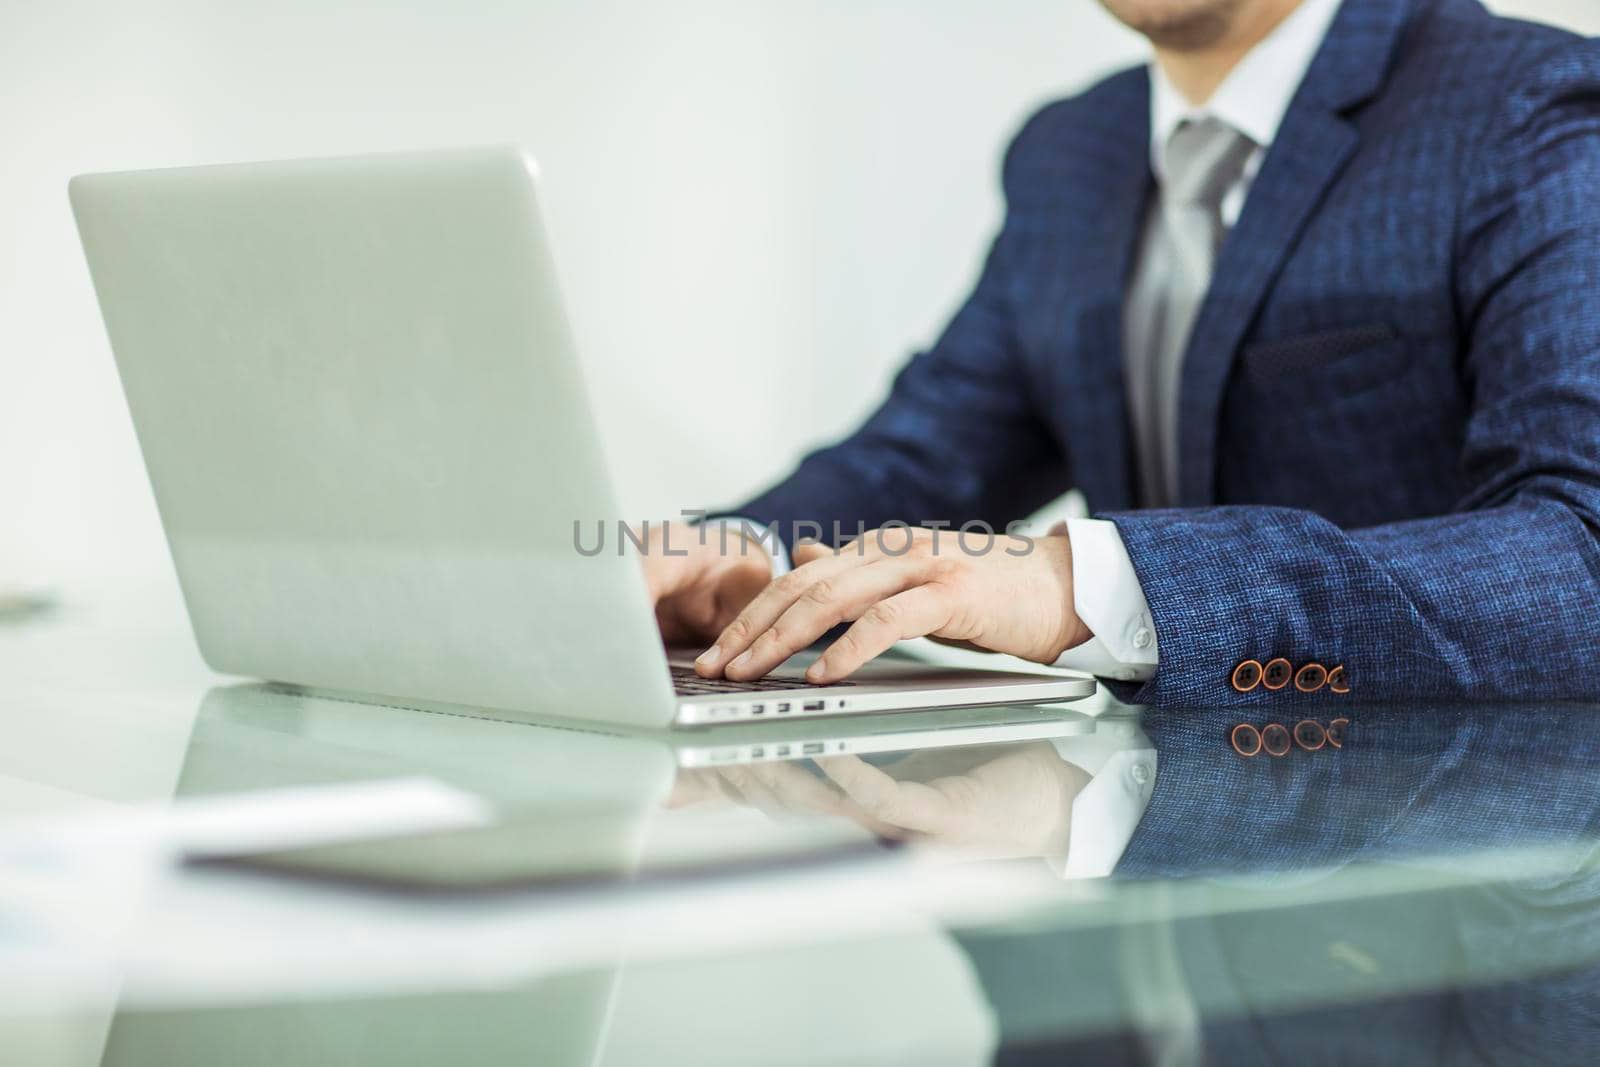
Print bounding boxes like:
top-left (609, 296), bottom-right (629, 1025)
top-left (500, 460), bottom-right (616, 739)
top-left (1174, 0), bottom-right (1414, 506)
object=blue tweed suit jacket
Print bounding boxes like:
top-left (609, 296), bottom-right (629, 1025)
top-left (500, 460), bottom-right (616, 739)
top-left (735, 0), bottom-right (1600, 707)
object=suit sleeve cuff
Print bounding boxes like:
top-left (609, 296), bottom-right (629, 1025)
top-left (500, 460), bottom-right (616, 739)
top-left (1051, 518), bottom-right (1158, 682)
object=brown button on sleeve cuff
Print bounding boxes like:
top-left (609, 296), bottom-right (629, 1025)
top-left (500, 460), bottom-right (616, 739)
top-left (1231, 659), bottom-right (1263, 692)
top-left (1262, 658), bottom-right (1293, 691)
top-left (1327, 666), bottom-right (1349, 693)
top-left (1294, 663), bottom-right (1327, 693)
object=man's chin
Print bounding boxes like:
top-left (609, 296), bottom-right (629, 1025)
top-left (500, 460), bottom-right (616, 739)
top-left (1098, 0), bottom-right (1248, 50)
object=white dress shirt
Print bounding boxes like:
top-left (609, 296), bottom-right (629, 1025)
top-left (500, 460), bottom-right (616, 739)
top-left (1050, 0), bottom-right (1344, 686)
top-left (712, 0), bottom-right (1344, 877)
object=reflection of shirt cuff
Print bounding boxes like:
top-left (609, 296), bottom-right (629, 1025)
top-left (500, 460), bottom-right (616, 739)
top-left (707, 517), bottom-right (790, 575)
top-left (1046, 721), bottom-right (1158, 879)
top-left (1060, 748), bottom-right (1158, 878)
top-left (1052, 518), bottom-right (1157, 683)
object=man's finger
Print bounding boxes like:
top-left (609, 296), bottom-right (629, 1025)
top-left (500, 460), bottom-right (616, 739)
top-left (804, 584), bottom-right (952, 683)
top-left (722, 559), bottom-right (926, 681)
top-left (694, 552), bottom-right (862, 676)
top-left (791, 539), bottom-right (834, 566)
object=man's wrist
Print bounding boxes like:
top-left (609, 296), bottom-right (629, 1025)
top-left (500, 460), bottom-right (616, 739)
top-left (1043, 533), bottom-right (1095, 662)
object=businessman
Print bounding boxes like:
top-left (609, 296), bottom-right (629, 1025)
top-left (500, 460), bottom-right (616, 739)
top-left (647, 0), bottom-right (1600, 707)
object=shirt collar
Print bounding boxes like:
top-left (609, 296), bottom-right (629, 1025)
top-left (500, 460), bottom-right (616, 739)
top-left (1149, 0), bottom-right (1345, 178)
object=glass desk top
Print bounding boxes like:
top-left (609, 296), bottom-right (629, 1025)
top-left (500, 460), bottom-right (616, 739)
top-left (4, 579), bottom-right (1598, 1066)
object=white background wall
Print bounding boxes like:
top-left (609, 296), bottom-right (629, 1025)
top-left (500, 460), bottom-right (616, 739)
top-left (3, 0), bottom-right (1596, 588)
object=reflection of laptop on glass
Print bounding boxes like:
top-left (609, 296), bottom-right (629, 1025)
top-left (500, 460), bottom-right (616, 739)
top-left (69, 147), bottom-right (1094, 730)
top-left (181, 684), bottom-right (1097, 883)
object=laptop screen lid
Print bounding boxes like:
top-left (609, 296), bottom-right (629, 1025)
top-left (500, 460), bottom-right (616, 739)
top-left (71, 147), bottom-right (677, 726)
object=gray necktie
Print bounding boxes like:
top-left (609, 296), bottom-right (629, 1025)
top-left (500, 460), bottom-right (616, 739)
top-left (1124, 116), bottom-right (1257, 508)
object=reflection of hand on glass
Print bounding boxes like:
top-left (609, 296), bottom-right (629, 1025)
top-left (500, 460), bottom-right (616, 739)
top-left (668, 743), bottom-right (1091, 862)
top-left (667, 761), bottom-right (864, 821)
top-left (818, 744), bottom-right (1091, 860)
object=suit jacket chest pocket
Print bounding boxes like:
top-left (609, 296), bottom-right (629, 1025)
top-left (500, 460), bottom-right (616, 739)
top-left (1240, 324), bottom-right (1410, 400)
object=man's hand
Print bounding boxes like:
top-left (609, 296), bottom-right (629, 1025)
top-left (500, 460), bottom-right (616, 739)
top-left (641, 522), bottom-right (774, 649)
top-left (693, 527), bottom-right (1091, 685)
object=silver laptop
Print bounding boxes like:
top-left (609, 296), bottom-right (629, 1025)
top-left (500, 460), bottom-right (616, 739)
top-left (69, 146), bottom-right (1094, 730)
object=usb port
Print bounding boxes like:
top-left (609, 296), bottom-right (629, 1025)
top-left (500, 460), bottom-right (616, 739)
top-left (802, 742), bottom-right (825, 755)
top-left (776, 744), bottom-right (791, 757)
top-left (749, 746), bottom-right (765, 758)
top-left (803, 700), bottom-right (826, 712)
top-left (776, 702), bottom-right (791, 714)
top-left (750, 703), bottom-right (765, 715)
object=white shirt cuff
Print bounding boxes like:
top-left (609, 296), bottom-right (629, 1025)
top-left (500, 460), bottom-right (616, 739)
top-left (1051, 518), bottom-right (1158, 682)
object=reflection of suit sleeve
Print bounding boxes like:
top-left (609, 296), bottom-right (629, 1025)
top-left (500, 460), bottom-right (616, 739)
top-left (1106, 45), bottom-right (1600, 708)
top-left (1127, 702), bottom-right (1600, 1065)
top-left (960, 702), bottom-right (1600, 1063)
top-left (1115, 704), bottom-right (1600, 880)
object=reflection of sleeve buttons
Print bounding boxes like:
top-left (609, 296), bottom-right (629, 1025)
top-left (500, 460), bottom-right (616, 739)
top-left (1262, 658), bottom-right (1293, 690)
top-left (1294, 663), bottom-right (1327, 693)
top-left (1326, 717), bottom-right (1349, 748)
top-left (1261, 722), bottom-right (1292, 757)
top-left (1231, 659), bottom-right (1264, 692)
top-left (1293, 719), bottom-right (1327, 751)
top-left (1233, 719), bottom-right (1348, 758)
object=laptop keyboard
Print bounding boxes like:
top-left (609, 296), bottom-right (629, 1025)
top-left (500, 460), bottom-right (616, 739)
top-left (670, 664), bottom-right (856, 696)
